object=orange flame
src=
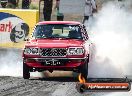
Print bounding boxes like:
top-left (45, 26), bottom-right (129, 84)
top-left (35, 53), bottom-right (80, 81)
top-left (78, 73), bottom-right (86, 83)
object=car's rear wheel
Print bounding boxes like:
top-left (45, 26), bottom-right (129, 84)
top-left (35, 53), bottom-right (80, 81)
top-left (23, 62), bottom-right (30, 79)
top-left (80, 61), bottom-right (88, 80)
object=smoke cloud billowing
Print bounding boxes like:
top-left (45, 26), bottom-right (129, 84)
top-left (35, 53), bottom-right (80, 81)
top-left (85, 0), bottom-right (132, 96)
top-left (87, 0), bottom-right (132, 78)
top-left (0, 49), bottom-right (23, 77)
top-left (0, 49), bottom-right (73, 78)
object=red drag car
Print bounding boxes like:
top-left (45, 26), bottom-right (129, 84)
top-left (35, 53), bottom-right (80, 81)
top-left (22, 21), bottom-right (91, 79)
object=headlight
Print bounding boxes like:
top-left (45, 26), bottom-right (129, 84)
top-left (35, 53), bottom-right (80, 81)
top-left (68, 47), bottom-right (84, 55)
top-left (24, 47), bottom-right (39, 55)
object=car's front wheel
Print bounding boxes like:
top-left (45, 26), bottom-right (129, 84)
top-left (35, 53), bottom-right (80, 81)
top-left (23, 62), bottom-right (30, 79)
top-left (80, 61), bottom-right (88, 80)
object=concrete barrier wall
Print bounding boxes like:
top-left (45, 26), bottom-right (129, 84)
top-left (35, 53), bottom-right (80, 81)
top-left (0, 9), bottom-right (39, 49)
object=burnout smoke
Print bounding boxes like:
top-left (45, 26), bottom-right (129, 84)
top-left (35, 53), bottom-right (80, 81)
top-left (0, 49), bottom-right (23, 77)
top-left (86, 1), bottom-right (132, 96)
top-left (0, 49), bottom-right (73, 77)
top-left (87, 0), bottom-right (132, 78)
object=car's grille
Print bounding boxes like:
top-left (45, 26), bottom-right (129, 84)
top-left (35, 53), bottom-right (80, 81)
top-left (40, 48), bottom-right (67, 57)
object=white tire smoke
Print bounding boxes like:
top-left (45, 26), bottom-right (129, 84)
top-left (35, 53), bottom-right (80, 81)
top-left (88, 1), bottom-right (132, 78)
top-left (0, 49), bottom-right (23, 77)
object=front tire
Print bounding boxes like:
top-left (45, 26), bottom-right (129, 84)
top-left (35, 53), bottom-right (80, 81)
top-left (80, 61), bottom-right (88, 80)
top-left (23, 62), bottom-right (30, 79)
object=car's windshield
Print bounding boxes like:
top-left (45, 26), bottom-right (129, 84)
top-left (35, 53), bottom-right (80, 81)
top-left (33, 24), bottom-right (83, 39)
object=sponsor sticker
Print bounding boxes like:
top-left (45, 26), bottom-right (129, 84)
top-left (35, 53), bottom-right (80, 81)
top-left (0, 12), bottom-right (29, 43)
top-left (85, 83), bottom-right (130, 91)
top-left (0, 21), bottom-right (12, 32)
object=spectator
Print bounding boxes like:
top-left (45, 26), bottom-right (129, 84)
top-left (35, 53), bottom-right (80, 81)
top-left (0, 0), bottom-right (8, 8)
top-left (43, 0), bottom-right (53, 21)
top-left (54, 0), bottom-right (64, 21)
top-left (22, 0), bottom-right (31, 9)
top-left (6, 0), bottom-right (19, 9)
top-left (117, 0), bottom-right (125, 8)
top-left (82, 0), bottom-right (97, 24)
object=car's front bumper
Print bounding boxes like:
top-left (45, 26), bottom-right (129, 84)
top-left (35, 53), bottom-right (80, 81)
top-left (23, 58), bottom-right (87, 71)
